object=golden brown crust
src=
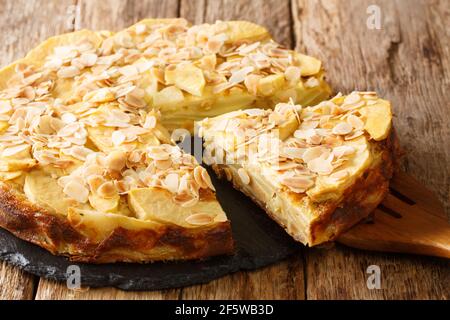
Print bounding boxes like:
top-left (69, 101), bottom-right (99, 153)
top-left (212, 130), bottom-right (399, 246)
top-left (0, 184), bottom-right (234, 263)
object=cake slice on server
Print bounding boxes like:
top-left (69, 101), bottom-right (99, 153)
top-left (198, 92), bottom-right (397, 245)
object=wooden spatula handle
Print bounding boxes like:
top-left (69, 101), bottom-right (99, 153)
top-left (338, 172), bottom-right (450, 259)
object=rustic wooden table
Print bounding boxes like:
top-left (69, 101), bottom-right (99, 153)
top-left (0, 0), bottom-right (448, 300)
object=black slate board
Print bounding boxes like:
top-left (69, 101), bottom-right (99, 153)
top-left (0, 168), bottom-right (299, 291)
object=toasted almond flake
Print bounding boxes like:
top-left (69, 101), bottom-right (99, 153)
top-left (61, 112), bottom-right (77, 124)
top-left (44, 57), bottom-right (63, 69)
top-left (57, 66), bottom-right (81, 79)
top-left (63, 180), bottom-right (89, 203)
top-left (281, 176), bottom-right (314, 190)
top-left (299, 120), bottom-right (319, 130)
top-left (332, 122), bottom-right (353, 135)
top-left (147, 147), bottom-right (170, 161)
top-left (2, 144), bottom-right (29, 157)
top-left (79, 52), bottom-right (98, 67)
top-left (68, 146), bottom-right (94, 160)
top-left (283, 147), bottom-right (305, 159)
top-left (302, 146), bottom-right (329, 162)
top-left (86, 175), bottom-right (105, 193)
top-left (243, 108), bottom-right (265, 117)
top-left (343, 93), bottom-right (361, 105)
top-left (244, 74), bottom-right (261, 95)
top-left (106, 150), bottom-right (127, 171)
top-left (347, 114), bottom-right (364, 130)
top-left (155, 159), bottom-right (172, 170)
top-left (185, 213), bottom-right (213, 226)
top-left (333, 145), bottom-right (355, 158)
top-left (97, 181), bottom-right (117, 198)
top-left (124, 92), bottom-right (146, 109)
top-left (329, 170), bottom-right (349, 180)
top-left (237, 167), bottom-right (250, 185)
top-left (119, 65), bottom-right (139, 77)
top-left (237, 41), bottom-right (260, 55)
top-left (229, 66), bottom-right (254, 84)
top-left (112, 131), bottom-right (126, 146)
top-left (344, 130), bottom-right (365, 140)
top-left (304, 77), bottom-right (319, 88)
top-left (143, 115), bottom-right (156, 129)
top-left (284, 66), bottom-right (301, 84)
top-left (0, 100), bottom-right (12, 114)
top-left (212, 81), bottom-right (234, 94)
top-left (193, 166), bottom-right (208, 189)
top-left (164, 173), bottom-right (179, 193)
top-left (135, 24), bottom-right (147, 35)
top-left (307, 156), bottom-right (333, 175)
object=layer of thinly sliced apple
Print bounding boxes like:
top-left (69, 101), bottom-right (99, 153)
top-left (85, 104), bottom-right (170, 152)
top-left (306, 136), bottom-right (372, 202)
top-left (0, 159), bottom-right (36, 172)
top-left (67, 207), bottom-right (162, 242)
top-left (360, 99), bottom-right (392, 141)
top-left (0, 121), bottom-right (8, 134)
top-left (0, 171), bottom-right (23, 181)
top-left (294, 53), bottom-right (322, 76)
top-left (89, 193), bottom-right (120, 213)
top-left (257, 74), bottom-right (286, 96)
top-left (0, 30), bottom-right (103, 90)
top-left (165, 63), bottom-right (205, 97)
top-left (128, 187), bottom-right (227, 228)
top-left (24, 170), bottom-right (88, 215)
top-left (222, 20), bottom-right (271, 44)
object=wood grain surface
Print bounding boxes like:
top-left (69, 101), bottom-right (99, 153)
top-left (0, 0), bottom-right (448, 300)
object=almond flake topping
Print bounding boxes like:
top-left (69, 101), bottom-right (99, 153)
top-left (199, 92), bottom-right (384, 194)
top-left (185, 213), bottom-right (213, 226)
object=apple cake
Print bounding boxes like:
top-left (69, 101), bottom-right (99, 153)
top-left (198, 92), bottom-right (397, 245)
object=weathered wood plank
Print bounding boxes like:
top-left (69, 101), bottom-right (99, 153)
top-left (306, 244), bottom-right (449, 299)
top-left (0, 263), bottom-right (35, 300)
top-left (180, 0), bottom-right (293, 47)
top-left (75, 0), bottom-right (179, 31)
top-left (181, 257), bottom-right (305, 300)
top-left (292, 0), bottom-right (449, 299)
top-left (0, 0), bottom-right (77, 300)
top-left (34, 279), bottom-right (180, 300)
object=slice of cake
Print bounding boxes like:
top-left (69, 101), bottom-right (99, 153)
top-left (198, 92), bottom-right (397, 245)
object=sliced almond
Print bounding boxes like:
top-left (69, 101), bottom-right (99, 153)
top-left (97, 181), bottom-right (117, 198)
top-left (329, 170), bottom-right (349, 180)
top-left (307, 156), bottom-right (334, 175)
top-left (63, 180), bottom-right (89, 203)
top-left (347, 114), bottom-right (364, 130)
top-left (281, 176), bottom-right (314, 190)
top-left (2, 144), bottom-right (29, 157)
top-left (164, 173), bottom-right (180, 193)
top-left (332, 122), bottom-right (353, 135)
top-left (79, 53), bottom-right (98, 67)
top-left (185, 213), bottom-right (213, 226)
top-left (106, 150), bottom-right (127, 171)
top-left (57, 66), bottom-right (80, 79)
top-left (343, 93), bottom-right (361, 105)
top-left (143, 115), bottom-right (156, 129)
top-left (112, 131), bottom-right (126, 146)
